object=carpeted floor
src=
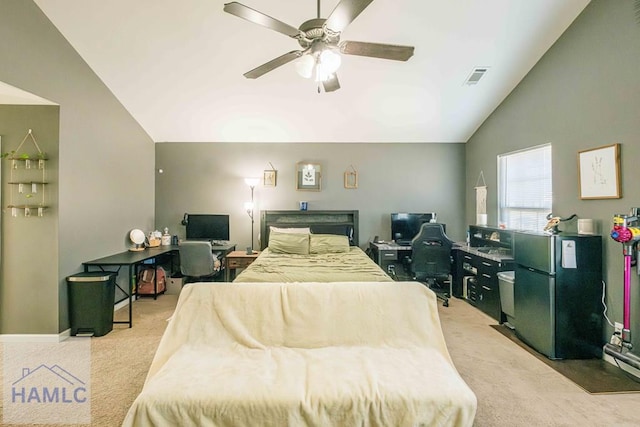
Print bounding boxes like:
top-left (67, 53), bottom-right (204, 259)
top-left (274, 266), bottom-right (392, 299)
top-left (439, 297), bottom-right (640, 426)
top-left (490, 324), bottom-right (640, 394)
top-left (4, 292), bottom-right (640, 426)
top-left (0, 294), bottom-right (178, 427)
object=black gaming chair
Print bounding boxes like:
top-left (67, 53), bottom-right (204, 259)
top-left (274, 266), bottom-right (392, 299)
top-left (409, 223), bottom-right (454, 307)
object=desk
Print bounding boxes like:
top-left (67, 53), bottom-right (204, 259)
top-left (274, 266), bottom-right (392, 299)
top-left (225, 250), bottom-right (260, 281)
top-left (83, 246), bottom-right (177, 328)
top-left (452, 244), bottom-right (514, 321)
top-left (369, 241), bottom-right (412, 278)
top-left (83, 243), bottom-right (236, 327)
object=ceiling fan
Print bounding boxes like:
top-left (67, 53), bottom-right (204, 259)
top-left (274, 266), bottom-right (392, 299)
top-left (223, 0), bottom-right (415, 93)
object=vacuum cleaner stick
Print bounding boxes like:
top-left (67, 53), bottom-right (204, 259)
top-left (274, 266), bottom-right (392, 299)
top-left (605, 208), bottom-right (640, 369)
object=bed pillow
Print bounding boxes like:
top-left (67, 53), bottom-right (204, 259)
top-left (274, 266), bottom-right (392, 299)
top-left (268, 231), bottom-right (310, 255)
top-left (269, 226), bottom-right (311, 234)
top-left (309, 234), bottom-right (351, 254)
top-left (310, 224), bottom-right (354, 245)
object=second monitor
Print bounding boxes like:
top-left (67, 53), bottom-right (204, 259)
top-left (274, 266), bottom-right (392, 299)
top-left (185, 214), bottom-right (230, 243)
top-left (391, 212), bottom-right (440, 246)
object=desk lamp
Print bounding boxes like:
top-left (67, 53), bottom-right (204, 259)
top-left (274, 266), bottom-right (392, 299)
top-left (244, 178), bottom-right (260, 253)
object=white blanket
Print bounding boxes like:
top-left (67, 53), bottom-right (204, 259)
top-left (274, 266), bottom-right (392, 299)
top-left (123, 282), bottom-right (477, 427)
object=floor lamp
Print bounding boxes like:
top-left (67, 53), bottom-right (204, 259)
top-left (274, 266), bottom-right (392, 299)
top-left (244, 178), bottom-right (260, 254)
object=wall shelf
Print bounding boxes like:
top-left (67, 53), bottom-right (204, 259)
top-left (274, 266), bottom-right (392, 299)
top-left (3, 130), bottom-right (49, 217)
top-left (469, 225), bottom-right (514, 253)
top-left (7, 205), bottom-right (48, 217)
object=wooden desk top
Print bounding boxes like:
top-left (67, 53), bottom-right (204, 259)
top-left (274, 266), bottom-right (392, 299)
top-left (227, 250), bottom-right (260, 259)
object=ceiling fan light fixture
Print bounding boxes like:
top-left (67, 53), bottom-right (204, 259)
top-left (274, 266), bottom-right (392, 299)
top-left (320, 49), bottom-right (341, 74)
top-left (224, 0), bottom-right (414, 91)
top-left (315, 65), bottom-right (331, 83)
top-left (295, 48), bottom-right (341, 82)
top-left (295, 54), bottom-right (315, 78)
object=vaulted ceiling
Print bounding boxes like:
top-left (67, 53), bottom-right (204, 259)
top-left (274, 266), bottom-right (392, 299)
top-left (31, 0), bottom-right (590, 143)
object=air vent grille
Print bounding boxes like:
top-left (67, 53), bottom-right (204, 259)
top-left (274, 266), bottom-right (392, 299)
top-left (464, 67), bottom-right (489, 85)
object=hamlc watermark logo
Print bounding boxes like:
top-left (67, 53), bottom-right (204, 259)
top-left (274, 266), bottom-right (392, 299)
top-left (3, 340), bottom-right (91, 424)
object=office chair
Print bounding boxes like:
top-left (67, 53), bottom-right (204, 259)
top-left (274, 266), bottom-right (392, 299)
top-left (408, 223), bottom-right (454, 307)
top-left (178, 241), bottom-right (220, 284)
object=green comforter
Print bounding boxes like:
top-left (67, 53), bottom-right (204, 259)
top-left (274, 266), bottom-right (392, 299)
top-left (233, 247), bottom-right (393, 283)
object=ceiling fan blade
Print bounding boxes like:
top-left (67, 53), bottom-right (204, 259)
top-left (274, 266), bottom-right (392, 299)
top-left (243, 50), bottom-right (303, 79)
top-left (322, 74), bottom-right (340, 92)
top-left (339, 41), bottom-right (414, 61)
top-left (223, 2), bottom-right (302, 38)
top-left (325, 0), bottom-right (374, 33)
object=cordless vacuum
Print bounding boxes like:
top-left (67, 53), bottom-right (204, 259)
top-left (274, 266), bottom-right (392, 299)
top-left (605, 208), bottom-right (640, 369)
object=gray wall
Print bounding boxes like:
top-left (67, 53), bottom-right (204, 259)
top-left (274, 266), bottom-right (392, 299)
top-left (466, 0), bottom-right (640, 345)
top-left (155, 142), bottom-right (466, 249)
top-left (0, 106), bottom-right (59, 333)
top-left (0, 0), bottom-right (155, 333)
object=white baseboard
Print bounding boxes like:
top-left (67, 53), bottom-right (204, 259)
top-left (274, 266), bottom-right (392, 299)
top-left (114, 298), bottom-right (131, 311)
top-left (0, 329), bottom-right (71, 343)
top-left (0, 299), bottom-right (130, 342)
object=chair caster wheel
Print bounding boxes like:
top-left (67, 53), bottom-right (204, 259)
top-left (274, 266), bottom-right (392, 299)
top-left (443, 300), bottom-right (449, 307)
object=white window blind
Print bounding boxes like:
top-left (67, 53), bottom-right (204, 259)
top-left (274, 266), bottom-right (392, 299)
top-left (498, 144), bottom-right (552, 231)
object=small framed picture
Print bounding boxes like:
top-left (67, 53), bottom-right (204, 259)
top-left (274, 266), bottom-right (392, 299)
top-left (344, 166), bottom-right (358, 189)
top-left (296, 162), bottom-right (321, 191)
top-left (263, 169), bottom-right (277, 187)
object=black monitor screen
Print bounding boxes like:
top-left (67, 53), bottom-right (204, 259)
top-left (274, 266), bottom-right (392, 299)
top-left (391, 213), bottom-right (438, 245)
top-left (185, 214), bottom-right (230, 241)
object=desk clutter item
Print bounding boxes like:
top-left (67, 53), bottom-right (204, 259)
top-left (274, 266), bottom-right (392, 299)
top-left (578, 218), bottom-right (595, 235)
top-left (147, 230), bottom-right (162, 247)
top-left (129, 229), bottom-right (146, 251)
top-left (161, 227), bottom-right (172, 246)
top-left (137, 267), bottom-right (166, 295)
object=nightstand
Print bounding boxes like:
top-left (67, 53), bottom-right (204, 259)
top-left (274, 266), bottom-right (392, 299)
top-left (225, 250), bottom-right (260, 281)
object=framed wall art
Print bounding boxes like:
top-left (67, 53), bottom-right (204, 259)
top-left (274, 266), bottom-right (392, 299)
top-left (344, 165), bottom-right (358, 189)
top-left (263, 162), bottom-right (277, 187)
top-left (578, 143), bottom-right (621, 199)
top-left (296, 162), bottom-right (321, 191)
top-left (263, 169), bottom-right (277, 187)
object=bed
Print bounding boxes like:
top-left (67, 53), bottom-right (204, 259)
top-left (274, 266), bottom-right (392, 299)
top-left (234, 209), bottom-right (393, 283)
top-left (122, 281), bottom-right (477, 426)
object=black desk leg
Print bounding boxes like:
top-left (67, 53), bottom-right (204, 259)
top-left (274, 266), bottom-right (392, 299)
top-left (127, 265), bottom-right (133, 327)
top-left (111, 266), bottom-right (133, 328)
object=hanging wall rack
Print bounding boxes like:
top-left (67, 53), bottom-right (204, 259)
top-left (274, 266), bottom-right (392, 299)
top-left (4, 129), bottom-right (49, 217)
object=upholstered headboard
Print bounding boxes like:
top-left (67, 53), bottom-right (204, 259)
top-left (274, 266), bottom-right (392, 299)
top-left (259, 210), bottom-right (359, 250)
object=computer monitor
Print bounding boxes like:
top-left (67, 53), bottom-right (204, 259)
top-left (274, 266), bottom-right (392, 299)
top-left (185, 214), bottom-right (230, 241)
top-left (391, 212), bottom-right (439, 246)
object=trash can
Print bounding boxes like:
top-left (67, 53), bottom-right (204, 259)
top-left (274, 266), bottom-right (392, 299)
top-left (497, 271), bottom-right (515, 329)
top-left (67, 271), bottom-right (117, 337)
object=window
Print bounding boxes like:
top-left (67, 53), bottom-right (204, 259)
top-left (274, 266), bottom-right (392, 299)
top-left (498, 144), bottom-right (552, 231)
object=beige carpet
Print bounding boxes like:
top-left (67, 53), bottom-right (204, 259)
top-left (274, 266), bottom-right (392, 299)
top-left (490, 324), bottom-right (640, 394)
top-left (439, 297), bottom-right (640, 426)
top-left (4, 293), bottom-right (640, 426)
top-left (0, 294), bottom-right (178, 427)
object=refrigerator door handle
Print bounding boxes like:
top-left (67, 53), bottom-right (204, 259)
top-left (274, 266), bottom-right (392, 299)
top-left (522, 266), bottom-right (556, 277)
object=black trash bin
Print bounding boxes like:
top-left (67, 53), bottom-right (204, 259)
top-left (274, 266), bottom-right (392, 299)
top-left (67, 271), bottom-right (117, 337)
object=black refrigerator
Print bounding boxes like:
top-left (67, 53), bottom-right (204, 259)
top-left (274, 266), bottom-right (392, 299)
top-left (513, 231), bottom-right (603, 359)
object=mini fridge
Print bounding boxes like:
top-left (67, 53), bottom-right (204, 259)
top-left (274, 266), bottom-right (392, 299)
top-left (513, 231), bottom-right (603, 359)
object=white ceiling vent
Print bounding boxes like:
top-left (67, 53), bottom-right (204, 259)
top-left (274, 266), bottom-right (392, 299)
top-left (464, 67), bottom-right (489, 86)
